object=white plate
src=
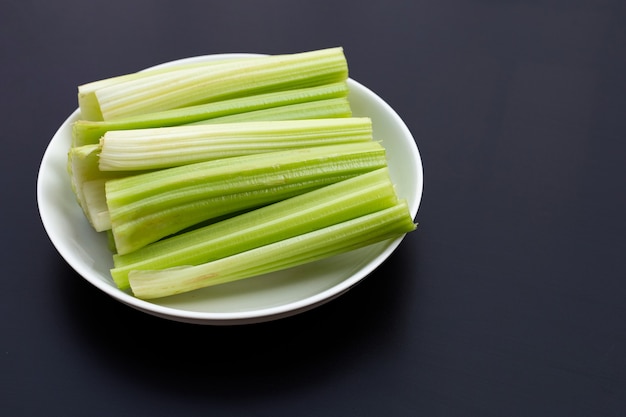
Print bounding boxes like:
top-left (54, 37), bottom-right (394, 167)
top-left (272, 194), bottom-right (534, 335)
top-left (37, 54), bottom-right (423, 325)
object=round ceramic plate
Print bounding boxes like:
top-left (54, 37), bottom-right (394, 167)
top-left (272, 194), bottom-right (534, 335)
top-left (37, 54), bottom-right (423, 325)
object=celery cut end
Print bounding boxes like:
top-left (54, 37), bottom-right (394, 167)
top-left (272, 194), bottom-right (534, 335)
top-left (98, 117), bottom-right (373, 171)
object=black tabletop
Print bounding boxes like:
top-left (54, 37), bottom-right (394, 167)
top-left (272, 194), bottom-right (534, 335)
top-left (3, 1), bottom-right (625, 416)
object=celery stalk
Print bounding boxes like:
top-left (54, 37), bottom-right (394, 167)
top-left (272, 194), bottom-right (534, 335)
top-left (106, 142), bottom-right (388, 255)
top-left (78, 58), bottom-right (258, 120)
top-left (73, 116), bottom-right (373, 232)
top-left (110, 168), bottom-right (398, 289)
top-left (128, 200), bottom-right (416, 299)
top-left (189, 97), bottom-right (352, 125)
top-left (72, 82), bottom-right (349, 146)
top-left (91, 47), bottom-right (348, 121)
top-left (98, 117), bottom-right (373, 171)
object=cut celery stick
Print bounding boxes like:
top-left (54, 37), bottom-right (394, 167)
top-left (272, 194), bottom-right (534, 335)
top-left (128, 200), bottom-right (416, 299)
top-left (190, 97), bottom-right (352, 125)
top-left (110, 168), bottom-right (398, 289)
top-left (79, 115), bottom-right (364, 221)
top-left (106, 142), bottom-right (388, 255)
top-left (78, 57), bottom-right (259, 121)
top-left (72, 82), bottom-right (349, 146)
top-left (91, 47), bottom-right (348, 120)
top-left (98, 117), bottom-right (373, 171)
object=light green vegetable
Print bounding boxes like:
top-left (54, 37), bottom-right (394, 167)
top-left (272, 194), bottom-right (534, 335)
top-left (98, 117), bottom-right (373, 171)
top-left (67, 46), bottom-right (417, 300)
top-left (72, 81), bottom-right (350, 146)
top-left (111, 168), bottom-right (398, 289)
top-left (78, 57), bottom-right (257, 121)
top-left (81, 47), bottom-right (348, 121)
top-left (72, 117), bottom-right (371, 231)
top-left (128, 200), bottom-right (416, 299)
top-left (106, 142), bottom-right (389, 255)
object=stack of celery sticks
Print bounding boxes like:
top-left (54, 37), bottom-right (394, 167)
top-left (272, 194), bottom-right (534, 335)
top-left (67, 47), bottom-right (416, 299)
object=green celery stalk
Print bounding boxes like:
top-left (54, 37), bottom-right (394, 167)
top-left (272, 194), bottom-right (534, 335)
top-left (98, 117), bottom-right (373, 171)
top-left (128, 200), bottom-right (416, 299)
top-left (77, 116), bottom-right (369, 225)
top-left (111, 168), bottom-right (398, 289)
top-left (189, 97), bottom-right (352, 125)
top-left (72, 82), bottom-right (349, 146)
top-left (90, 47), bottom-right (348, 121)
top-left (78, 57), bottom-right (257, 121)
top-left (106, 142), bottom-right (388, 255)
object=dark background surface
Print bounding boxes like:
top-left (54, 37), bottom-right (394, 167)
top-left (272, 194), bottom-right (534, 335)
top-left (2, 1), bottom-right (625, 416)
